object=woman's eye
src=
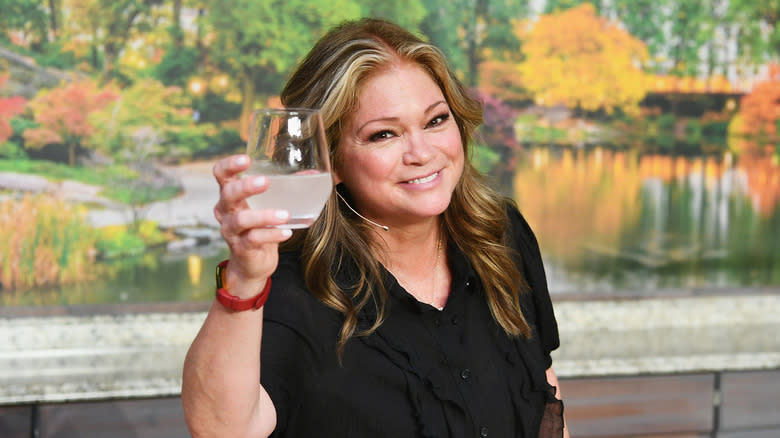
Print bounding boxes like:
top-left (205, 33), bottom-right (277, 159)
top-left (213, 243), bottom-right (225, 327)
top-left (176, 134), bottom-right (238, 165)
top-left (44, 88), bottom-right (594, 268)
top-left (368, 130), bottom-right (394, 142)
top-left (427, 113), bottom-right (450, 128)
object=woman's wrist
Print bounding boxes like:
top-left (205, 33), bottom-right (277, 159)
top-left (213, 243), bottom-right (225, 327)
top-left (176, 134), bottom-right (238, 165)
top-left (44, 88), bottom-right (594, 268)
top-left (215, 259), bottom-right (271, 311)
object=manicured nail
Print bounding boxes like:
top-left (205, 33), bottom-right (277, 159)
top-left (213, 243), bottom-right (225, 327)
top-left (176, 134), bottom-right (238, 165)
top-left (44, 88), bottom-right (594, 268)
top-left (253, 176), bottom-right (267, 187)
top-left (281, 229), bottom-right (292, 237)
top-left (236, 156), bottom-right (248, 165)
top-left (275, 210), bottom-right (289, 220)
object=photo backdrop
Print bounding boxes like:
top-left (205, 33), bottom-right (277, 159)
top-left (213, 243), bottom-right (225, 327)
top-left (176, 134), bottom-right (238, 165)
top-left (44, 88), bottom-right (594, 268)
top-left (1, 0), bottom-right (778, 306)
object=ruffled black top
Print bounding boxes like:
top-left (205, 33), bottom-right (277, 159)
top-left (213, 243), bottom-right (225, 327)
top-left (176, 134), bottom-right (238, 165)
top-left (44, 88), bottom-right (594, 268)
top-left (261, 206), bottom-right (563, 437)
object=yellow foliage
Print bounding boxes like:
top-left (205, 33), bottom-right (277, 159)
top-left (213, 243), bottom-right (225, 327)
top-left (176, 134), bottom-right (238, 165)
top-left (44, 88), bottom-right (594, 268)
top-left (517, 3), bottom-right (649, 115)
top-left (0, 195), bottom-right (98, 290)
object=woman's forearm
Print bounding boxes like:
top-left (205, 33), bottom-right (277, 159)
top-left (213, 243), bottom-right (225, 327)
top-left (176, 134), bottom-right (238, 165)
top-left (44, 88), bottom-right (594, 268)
top-left (182, 300), bottom-right (276, 438)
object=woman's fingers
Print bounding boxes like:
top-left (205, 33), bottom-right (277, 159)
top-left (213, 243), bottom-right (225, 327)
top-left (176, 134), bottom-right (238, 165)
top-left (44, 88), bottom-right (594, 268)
top-left (221, 209), bottom-right (291, 241)
top-left (220, 174), bottom-right (268, 208)
top-left (213, 154), bottom-right (250, 188)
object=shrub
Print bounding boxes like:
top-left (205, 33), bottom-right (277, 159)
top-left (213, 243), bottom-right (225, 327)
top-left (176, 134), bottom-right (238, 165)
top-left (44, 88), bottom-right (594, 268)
top-left (0, 195), bottom-right (98, 290)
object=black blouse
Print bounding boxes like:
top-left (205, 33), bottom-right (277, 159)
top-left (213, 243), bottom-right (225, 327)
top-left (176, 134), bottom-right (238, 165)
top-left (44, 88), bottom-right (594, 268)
top-left (261, 206), bottom-right (562, 438)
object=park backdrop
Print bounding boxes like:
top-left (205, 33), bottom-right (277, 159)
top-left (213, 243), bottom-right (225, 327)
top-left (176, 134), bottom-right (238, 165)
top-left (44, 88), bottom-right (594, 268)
top-left (0, 0), bottom-right (779, 307)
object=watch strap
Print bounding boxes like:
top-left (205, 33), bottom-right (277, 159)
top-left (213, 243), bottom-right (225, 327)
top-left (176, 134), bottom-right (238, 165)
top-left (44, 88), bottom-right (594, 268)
top-left (214, 259), bottom-right (271, 311)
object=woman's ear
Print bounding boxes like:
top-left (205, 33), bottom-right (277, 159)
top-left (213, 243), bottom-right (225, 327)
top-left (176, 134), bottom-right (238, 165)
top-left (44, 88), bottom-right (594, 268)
top-left (332, 169), bottom-right (342, 185)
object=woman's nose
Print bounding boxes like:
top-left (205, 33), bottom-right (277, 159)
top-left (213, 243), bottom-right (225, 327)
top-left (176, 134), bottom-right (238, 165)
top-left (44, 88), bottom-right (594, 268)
top-left (402, 131), bottom-right (434, 164)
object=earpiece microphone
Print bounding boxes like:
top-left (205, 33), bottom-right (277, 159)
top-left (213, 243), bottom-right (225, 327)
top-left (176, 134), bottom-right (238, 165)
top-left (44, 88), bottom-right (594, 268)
top-left (336, 191), bottom-right (390, 231)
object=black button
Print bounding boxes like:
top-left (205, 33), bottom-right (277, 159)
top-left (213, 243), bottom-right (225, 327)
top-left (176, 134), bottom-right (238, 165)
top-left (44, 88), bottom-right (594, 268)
top-left (479, 426), bottom-right (489, 437)
top-left (465, 280), bottom-right (471, 288)
top-left (451, 316), bottom-right (459, 325)
top-left (460, 368), bottom-right (471, 380)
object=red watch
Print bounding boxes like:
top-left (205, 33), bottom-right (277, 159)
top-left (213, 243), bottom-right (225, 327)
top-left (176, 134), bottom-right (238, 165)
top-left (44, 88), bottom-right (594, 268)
top-left (215, 259), bottom-right (272, 311)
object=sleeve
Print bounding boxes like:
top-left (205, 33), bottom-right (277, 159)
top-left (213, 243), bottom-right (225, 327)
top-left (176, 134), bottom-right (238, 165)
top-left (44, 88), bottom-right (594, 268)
top-left (506, 204), bottom-right (560, 368)
top-left (260, 255), bottom-right (322, 437)
top-left (261, 320), bottom-right (317, 436)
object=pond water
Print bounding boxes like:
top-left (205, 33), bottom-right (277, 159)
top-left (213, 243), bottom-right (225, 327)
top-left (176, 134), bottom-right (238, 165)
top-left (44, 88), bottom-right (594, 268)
top-left (3, 146), bottom-right (778, 307)
top-left (1, 242), bottom-right (229, 308)
top-left (513, 146), bottom-right (780, 295)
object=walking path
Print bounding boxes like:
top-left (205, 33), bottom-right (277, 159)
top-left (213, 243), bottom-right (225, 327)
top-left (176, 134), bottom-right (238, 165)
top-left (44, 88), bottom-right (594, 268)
top-left (0, 160), bottom-right (221, 229)
top-left (87, 160), bottom-right (220, 229)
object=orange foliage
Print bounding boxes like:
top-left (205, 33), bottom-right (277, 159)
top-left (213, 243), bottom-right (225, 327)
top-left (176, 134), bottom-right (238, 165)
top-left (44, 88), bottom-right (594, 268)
top-left (0, 74), bottom-right (28, 143)
top-left (23, 79), bottom-right (118, 161)
top-left (517, 3), bottom-right (649, 115)
top-left (738, 65), bottom-right (780, 139)
top-left (740, 154), bottom-right (780, 218)
top-left (477, 60), bottom-right (529, 102)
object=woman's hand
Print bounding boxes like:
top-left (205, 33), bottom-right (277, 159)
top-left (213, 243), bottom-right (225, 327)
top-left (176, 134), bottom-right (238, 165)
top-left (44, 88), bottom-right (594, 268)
top-left (213, 154), bottom-right (292, 296)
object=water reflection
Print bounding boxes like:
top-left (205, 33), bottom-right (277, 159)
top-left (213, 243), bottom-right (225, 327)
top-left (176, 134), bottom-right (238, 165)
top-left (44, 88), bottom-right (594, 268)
top-left (514, 146), bottom-right (780, 294)
top-left (0, 242), bottom-right (229, 307)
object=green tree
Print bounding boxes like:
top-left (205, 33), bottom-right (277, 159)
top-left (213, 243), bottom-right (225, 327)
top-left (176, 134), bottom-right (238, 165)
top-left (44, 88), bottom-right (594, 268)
top-left (544, 0), bottom-right (599, 14)
top-left (203, 0), bottom-right (361, 138)
top-left (61, 0), bottom-right (164, 81)
top-left (610, 0), bottom-right (671, 73)
top-left (0, 0), bottom-right (51, 49)
top-left (728, 0), bottom-right (780, 65)
top-left (361, 0), bottom-right (426, 32)
top-left (666, 0), bottom-right (711, 76)
top-left (420, 0), bottom-right (528, 86)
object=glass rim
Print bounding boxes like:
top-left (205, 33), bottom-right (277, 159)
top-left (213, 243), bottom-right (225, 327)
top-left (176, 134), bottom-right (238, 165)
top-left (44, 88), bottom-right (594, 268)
top-left (251, 107), bottom-right (321, 117)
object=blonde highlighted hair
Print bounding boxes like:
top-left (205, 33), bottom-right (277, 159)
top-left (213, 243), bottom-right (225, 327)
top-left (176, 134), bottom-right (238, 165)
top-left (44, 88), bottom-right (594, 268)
top-left (280, 18), bottom-right (530, 354)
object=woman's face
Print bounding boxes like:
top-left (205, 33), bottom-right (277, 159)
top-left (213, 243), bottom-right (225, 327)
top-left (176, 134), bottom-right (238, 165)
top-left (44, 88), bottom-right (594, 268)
top-left (336, 62), bottom-right (464, 229)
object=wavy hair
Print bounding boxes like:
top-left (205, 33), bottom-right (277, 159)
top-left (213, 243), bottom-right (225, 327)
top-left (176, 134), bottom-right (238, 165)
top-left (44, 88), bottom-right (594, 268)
top-left (279, 18), bottom-right (531, 354)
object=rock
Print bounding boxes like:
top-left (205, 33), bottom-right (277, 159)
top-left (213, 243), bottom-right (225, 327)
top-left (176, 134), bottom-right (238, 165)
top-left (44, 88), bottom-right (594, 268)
top-left (0, 45), bottom-right (79, 99)
top-left (173, 228), bottom-right (220, 245)
top-left (167, 238), bottom-right (198, 252)
top-left (0, 172), bottom-right (53, 192)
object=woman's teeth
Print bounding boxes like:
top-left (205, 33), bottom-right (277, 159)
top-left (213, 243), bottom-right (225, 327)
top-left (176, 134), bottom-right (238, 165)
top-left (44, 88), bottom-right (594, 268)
top-left (408, 172), bottom-right (438, 184)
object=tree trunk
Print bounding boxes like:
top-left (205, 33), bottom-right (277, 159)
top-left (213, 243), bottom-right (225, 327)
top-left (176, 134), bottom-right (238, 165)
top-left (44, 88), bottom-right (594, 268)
top-left (102, 43), bottom-right (118, 83)
top-left (68, 142), bottom-right (76, 167)
top-left (466, 0), bottom-right (488, 88)
top-left (48, 0), bottom-right (59, 37)
top-left (239, 72), bottom-right (256, 142)
top-left (173, 0), bottom-right (183, 47)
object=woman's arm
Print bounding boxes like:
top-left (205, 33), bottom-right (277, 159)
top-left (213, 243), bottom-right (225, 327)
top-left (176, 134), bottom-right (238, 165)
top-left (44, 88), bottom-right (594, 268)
top-left (182, 302), bottom-right (276, 437)
top-left (181, 154), bottom-right (292, 437)
top-left (546, 367), bottom-right (571, 438)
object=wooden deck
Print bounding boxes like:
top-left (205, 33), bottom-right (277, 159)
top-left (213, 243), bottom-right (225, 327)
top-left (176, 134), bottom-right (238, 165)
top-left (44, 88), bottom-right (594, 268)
top-left (1, 369), bottom-right (778, 437)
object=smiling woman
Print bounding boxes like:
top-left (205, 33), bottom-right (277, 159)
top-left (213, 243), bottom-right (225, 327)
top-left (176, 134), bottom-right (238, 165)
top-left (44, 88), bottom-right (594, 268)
top-left (182, 18), bottom-right (568, 438)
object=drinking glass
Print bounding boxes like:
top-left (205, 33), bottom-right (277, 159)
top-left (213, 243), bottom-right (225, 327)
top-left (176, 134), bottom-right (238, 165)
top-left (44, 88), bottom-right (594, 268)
top-left (245, 108), bottom-right (332, 229)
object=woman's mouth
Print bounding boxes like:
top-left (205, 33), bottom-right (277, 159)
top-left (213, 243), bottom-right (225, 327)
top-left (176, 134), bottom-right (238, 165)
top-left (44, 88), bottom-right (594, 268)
top-left (407, 172), bottom-right (439, 185)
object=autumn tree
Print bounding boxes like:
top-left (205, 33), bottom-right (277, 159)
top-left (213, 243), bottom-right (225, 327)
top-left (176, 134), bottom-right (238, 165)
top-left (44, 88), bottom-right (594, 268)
top-left (203, 0), bottom-right (361, 138)
top-left (0, 75), bottom-right (27, 144)
top-left (89, 78), bottom-right (209, 160)
top-left (517, 3), bottom-right (649, 116)
top-left (737, 65), bottom-right (780, 141)
top-left (477, 60), bottom-right (528, 103)
top-left (24, 79), bottom-right (118, 165)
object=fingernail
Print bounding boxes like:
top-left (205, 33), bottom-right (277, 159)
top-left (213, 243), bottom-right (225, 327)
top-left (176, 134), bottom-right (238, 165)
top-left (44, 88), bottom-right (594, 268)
top-left (281, 229), bottom-right (292, 237)
top-left (275, 210), bottom-right (289, 220)
top-left (253, 176), bottom-right (267, 187)
top-left (236, 156), bottom-right (248, 165)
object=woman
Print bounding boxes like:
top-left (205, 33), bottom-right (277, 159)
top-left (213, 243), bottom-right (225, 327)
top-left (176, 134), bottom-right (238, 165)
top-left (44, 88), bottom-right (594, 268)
top-left (182, 18), bottom-right (568, 438)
